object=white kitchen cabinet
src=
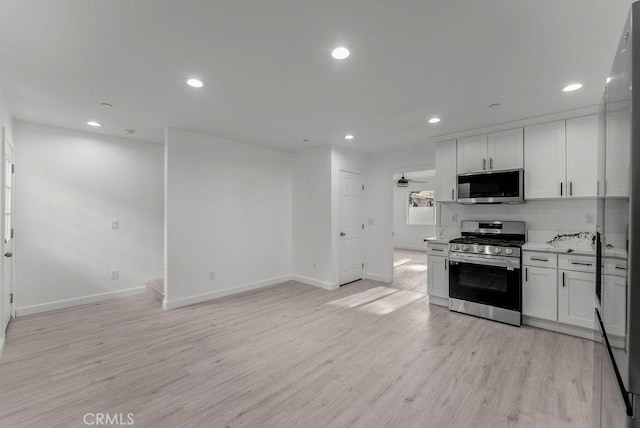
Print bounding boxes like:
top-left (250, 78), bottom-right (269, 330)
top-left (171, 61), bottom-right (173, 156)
top-left (558, 269), bottom-right (595, 329)
top-left (566, 115), bottom-right (598, 197)
top-left (427, 243), bottom-right (449, 306)
top-left (523, 265), bottom-right (557, 321)
top-left (435, 140), bottom-right (457, 202)
top-left (457, 135), bottom-right (488, 173)
top-left (524, 121), bottom-right (566, 199)
top-left (605, 109), bottom-right (631, 197)
top-left (603, 274), bottom-right (626, 338)
top-left (487, 128), bottom-right (524, 171)
top-left (525, 116), bottom-right (599, 200)
top-left (457, 129), bottom-right (523, 174)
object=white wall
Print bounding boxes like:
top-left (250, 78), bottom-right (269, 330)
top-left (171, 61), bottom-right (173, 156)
top-left (365, 141), bottom-right (436, 282)
top-left (292, 146), bottom-right (332, 287)
top-left (14, 121), bottom-right (164, 315)
top-left (393, 181), bottom-right (436, 251)
top-left (0, 87), bottom-right (12, 349)
top-left (164, 128), bottom-right (292, 308)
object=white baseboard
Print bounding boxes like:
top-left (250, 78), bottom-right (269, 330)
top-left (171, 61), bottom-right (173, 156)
top-left (291, 275), bottom-right (339, 290)
top-left (523, 316), bottom-right (596, 341)
top-left (163, 275), bottom-right (292, 310)
top-left (394, 246), bottom-right (428, 252)
top-left (428, 296), bottom-right (449, 307)
top-left (364, 273), bottom-right (390, 283)
top-left (15, 287), bottom-right (146, 317)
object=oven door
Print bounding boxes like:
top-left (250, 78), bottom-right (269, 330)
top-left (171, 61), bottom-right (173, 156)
top-left (448, 253), bottom-right (521, 312)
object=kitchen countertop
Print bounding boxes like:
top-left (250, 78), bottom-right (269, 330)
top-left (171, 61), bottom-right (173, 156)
top-left (424, 237), bottom-right (452, 244)
top-left (522, 242), bottom-right (628, 259)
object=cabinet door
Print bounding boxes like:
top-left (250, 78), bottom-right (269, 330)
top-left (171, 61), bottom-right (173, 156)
top-left (605, 110), bottom-right (631, 197)
top-left (435, 140), bottom-right (457, 202)
top-left (457, 135), bottom-right (488, 173)
top-left (558, 270), bottom-right (595, 329)
top-left (603, 274), bottom-right (626, 338)
top-left (487, 128), bottom-right (523, 171)
top-left (524, 121), bottom-right (566, 199)
top-left (566, 115), bottom-right (598, 197)
top-left (522, 266), bottom-right (557, 321)
top-left (427, 255), bottom-right (448, 299)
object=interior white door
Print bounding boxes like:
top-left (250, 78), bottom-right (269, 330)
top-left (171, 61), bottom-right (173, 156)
top-left (338, 170), bottom-right (364, 286)
top-left (1, 129), bottom-right (14, 332)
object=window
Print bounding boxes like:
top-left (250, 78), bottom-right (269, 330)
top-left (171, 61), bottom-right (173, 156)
top-left (407, 190), bottom-right (436, 225)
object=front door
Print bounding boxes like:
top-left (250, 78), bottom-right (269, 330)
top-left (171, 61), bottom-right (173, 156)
top-left (2, 128), bottom-right (14, 332)
top-left (338, 170), bottom-right (364, 285)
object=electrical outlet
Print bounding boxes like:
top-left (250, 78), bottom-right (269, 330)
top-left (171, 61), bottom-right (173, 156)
top-left (110, 219), bottom-right (119, 229)
top-left (585, 213), bottom-right (595, 225)
top-left (209, 271), bottom-right (216, 280)
top-left (110, 270), bottom-right (119, 280)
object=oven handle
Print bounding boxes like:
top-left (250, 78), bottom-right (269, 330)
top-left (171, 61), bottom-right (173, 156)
top-left (449, 255), bottom-right (520, 270)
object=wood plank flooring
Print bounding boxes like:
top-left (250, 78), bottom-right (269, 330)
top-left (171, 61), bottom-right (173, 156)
top-left (0, 271), bottom-right (593, 427)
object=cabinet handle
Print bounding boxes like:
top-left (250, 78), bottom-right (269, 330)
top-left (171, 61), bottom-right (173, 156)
top-left (597, 180), bottom-right (600, 196)
top-left (530, 257), bottom-right (549, 262)
top-left (570, 261), bottom-right (593, 267)
top-left (560, 182), bottom-right (563, 196)
top-left (451, 189), bottom-right (455, 200)
top-left (570, 181), bottom-right (573, 196)
top-left (490, 158), bottom-right (493, 170)
top-left (444, 259), bottom-right (447, 270)
top-left (483, 158), bottom-right (486, 170)
top-left (562, 272), bottom-right (565, 287)
top-left (525, 267), bottom-right (528, 282)
top-left (615, 266), bottom-right (626, 270)
top-left (431, 248), bottom-right (444, 252)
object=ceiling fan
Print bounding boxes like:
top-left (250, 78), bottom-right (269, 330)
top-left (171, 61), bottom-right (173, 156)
top-left (394, 173), bottom-right (430, 188)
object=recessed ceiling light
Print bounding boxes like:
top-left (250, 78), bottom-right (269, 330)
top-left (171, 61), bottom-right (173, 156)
top-left (344, 134), bottom-right (355, 140)
top-left (302, 139), bottom-right (310, 143)
top-left (331, 47), bottom-right (350, 60)
top-left (562, 83), bottom-right (583, 92)
top-left (606, 77), bottom-right (612, 84)
top-left (428, 117), bottom-right (441, 124)
top-left (186, 78), bottom-right (206, 88)
top-left (86, 121), bottom-right (102, 127)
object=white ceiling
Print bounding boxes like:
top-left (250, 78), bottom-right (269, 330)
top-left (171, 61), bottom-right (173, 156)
top-left (0, 0), bottom-right (634, 152)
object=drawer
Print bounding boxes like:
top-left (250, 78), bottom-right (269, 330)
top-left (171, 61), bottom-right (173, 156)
top-left (522, 251), bottom-right (557, 268)
top-left (558, 254), bottom-right (596, 273)
top-left (427, 242), bottom-right (448, 256)
top-left (604, 258), bottom-right (627, 277)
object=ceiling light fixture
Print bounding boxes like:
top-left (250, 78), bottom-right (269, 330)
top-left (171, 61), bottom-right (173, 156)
top-left (428, 117), bottom-right (441, 124)
top-left (397, 174), bottom-right (409, 187)
top-left (606, 77), bottom-right (612, 84)
top-left (86, 121), bottom-right (102, 127)
top-left (344, 134), bottom-right (355, 140)
top-left (186, 78), bottom-right (206, 88)
top-left (562, 83), bottom-right (583, 92)
top-left (331, 47), bottom-right (350, 60)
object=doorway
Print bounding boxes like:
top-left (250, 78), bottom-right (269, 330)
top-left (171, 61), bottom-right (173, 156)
top-left (391, 170), bottom-right (436, 293)
top-left (338, 170), bottom-right (364, 286)
top-left (1, 127), bottom-right (14, 336)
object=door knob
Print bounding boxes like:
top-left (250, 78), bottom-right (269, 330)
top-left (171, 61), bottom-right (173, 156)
top-left (340, 232), bottom-right (346, 236)
top-left (4, 252), bottom-right (12, 257)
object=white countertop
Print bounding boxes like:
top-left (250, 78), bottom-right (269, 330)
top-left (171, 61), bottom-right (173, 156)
top-left (522, 242), bottom-right (627, 259)
top-left (424, 237), bottom-right (452, 244)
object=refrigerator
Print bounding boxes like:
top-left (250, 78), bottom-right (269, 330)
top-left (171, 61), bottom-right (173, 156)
top-left (595, 2), bottom-right (640, 426)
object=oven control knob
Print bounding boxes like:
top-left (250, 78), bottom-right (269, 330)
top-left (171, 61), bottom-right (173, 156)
top-left (505, 248), bottom-right (513, 255)
top-left (477, 246), bottom-right (484, 252)
top-left (462, 245), bottom-right (469, 251)
top-left (493, 248), bottom-right (502, 254)
top-left (453, 245), bottom-right (460, 250)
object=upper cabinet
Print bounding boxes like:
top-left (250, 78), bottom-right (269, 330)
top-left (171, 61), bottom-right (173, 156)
top-left (457, 129), bottom-right (523, 173)
top-left (605, 109), bottom-right (631, 197)
top-left (435, 140), bottom-right (457, 202)
top-left (566, 116), bottom-right (598, 197)
top-left (524, 115), bottom-right (598, 199)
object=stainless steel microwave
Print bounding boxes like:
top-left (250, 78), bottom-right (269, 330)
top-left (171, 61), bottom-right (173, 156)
top-left (457, 168), bottom-right (524, 204)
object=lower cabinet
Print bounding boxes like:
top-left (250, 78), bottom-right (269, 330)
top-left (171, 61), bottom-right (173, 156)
top-left (558, 269), bottom-right (596, 329)
top-left (427, 255), bottom-right (449, 301)
top-left (522, 265), bottom-right (557, 321)
top-left (603, 274), bottom-right (627, 337)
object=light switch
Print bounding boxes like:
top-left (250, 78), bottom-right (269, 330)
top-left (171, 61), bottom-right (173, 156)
top-left (110, 220), bottom-right (119, 229)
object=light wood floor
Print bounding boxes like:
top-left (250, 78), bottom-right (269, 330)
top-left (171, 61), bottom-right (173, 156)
top-left (0, 278), bottom-right (593, 427)
top-left (393, 248), bottom-right (428, 293)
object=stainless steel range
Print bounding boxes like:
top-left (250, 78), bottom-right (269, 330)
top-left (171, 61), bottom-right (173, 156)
top-left (448, 220), bottom-right (526, 326)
